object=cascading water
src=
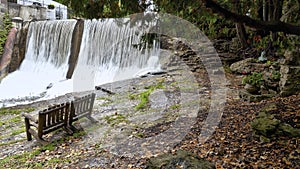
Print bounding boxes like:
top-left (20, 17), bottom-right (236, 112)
top-left (73, 18), bottom-right (160, 91)
top-left (0, 18), bottom-right (161, 107)
top-left (0, 20), bottom-right (77, 107)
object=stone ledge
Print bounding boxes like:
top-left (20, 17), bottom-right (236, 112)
top-left (239, 90), bottom-right (276, 102)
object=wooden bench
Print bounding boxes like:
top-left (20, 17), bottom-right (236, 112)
top-left (69, 93), bottom-right (97, 131)
top-left (22, 102), bottom-right (72, 145)
top-left (22, 93), bottom-right (96, 144)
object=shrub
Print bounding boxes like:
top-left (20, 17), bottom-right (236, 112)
top-left (242, 71), bottom-right (264, 87)
top-left (0, 13), bottom-right (12, 55)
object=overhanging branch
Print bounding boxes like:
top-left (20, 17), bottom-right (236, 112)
top-left (203, 0), bottom-right (300, 35)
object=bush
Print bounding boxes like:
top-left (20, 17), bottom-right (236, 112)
top-left (0, 13), bottom-right (12, 55)
top-left (242, 71), bottom-right (264, 87)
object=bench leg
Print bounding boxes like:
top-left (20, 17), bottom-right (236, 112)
top-left (63, 126), bottom-right (74, 135)
top-left (87, 115), bottom-right (98, 123)
top-left (36, 137), bottom-right (49, 146)
top-left (24, 118), bottom-right (32, 141)
top-left (68, 124), bottom-right (82, 133)
top-left (27, 128), bottom-right (48, 145)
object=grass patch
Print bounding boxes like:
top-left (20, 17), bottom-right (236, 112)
top-left (131, 80), bottom-right (165, 110)
top-left (0, 138), bottom-right (26, 147)
top-left (104, 113), bottom-right (128, 126)
top-left (72, 130), bottom-right (86, 138)
top-left (0, 129), bottom-right (87, 168)
top-left (169, 104), bottom-right (181, 110)
top-left (10, 128), bottom-right (25, 136)
top-left (96, 96), bottom-right (111, 101)
top-left (134, 132), bottom-right (144, 138)
top-left (8, 115), bottom-right (22, 123)
top-left (0, 148), bottom-right (41, 167)
top-left (0, 107), bottom-right (35, 115)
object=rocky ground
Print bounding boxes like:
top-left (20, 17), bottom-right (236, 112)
top-left (0, 46), bottom-right (299, 168)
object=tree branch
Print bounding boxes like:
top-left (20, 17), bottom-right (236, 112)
top-left (203, 0), bottom-right (300, 35)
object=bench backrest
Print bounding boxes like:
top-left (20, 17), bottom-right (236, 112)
top-left (38, 102), bottom-right (70, 137)
top-left (70, 93), bottom-right (95, 122)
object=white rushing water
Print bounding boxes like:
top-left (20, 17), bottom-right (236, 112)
top-left (74, 19), bottom-right (160, 91)
top-left (0, 18), bottom-right (161, 107)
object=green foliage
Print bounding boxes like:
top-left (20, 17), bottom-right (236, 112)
top-left (242, 72), bottom-right (264, 87)
top-left (55, 0), bottom-right (145, 18)
top-left (271, 70), bottom-right (280, 80)
top-left (154, 0), bottom-right (235, 39)
top-left (0, 13), bottom-right (12, 55)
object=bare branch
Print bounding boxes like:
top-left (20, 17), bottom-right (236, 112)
top-left (203, 0), bottom-right (300, 35)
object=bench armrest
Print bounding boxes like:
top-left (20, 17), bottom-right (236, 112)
top-left (21, 113), bottom-right (38, 123)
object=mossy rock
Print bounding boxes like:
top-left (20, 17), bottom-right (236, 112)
top-left (145, 150), bottom-right (215, 169)
top-left (251, 112), bottom-right (281, 137)
top-left (251, 112), bottom-right (300, 139)
top-left (277, 123), bottom-right (300, 137)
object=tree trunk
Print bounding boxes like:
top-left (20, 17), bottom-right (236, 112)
top-left (236, 23), bottom-right (248, 48)
top-left (233, 0), bottom-right (249, 48)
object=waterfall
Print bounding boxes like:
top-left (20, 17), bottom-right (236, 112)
top-left (0, 20), bottom-right (77, 106)
top-left (0, 18), bottom-right (161, 107)
top-left (73, 18), bottom-right (160, 91)
top-left (24, 20), bottom-right (76, 70)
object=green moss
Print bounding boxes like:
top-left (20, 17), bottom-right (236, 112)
top-left (251, 111), bottom-right (300, 138)
top-left (278, 123), bottom-right (300, 137)
top-left (146, 150), bottom-right (215, 169)
top-left (251, 112), bottom-right (280, 137)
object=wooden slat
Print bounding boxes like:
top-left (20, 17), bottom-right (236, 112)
top-left (70, 93), bottom-right (96, 124)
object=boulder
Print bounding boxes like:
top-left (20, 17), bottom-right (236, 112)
top-left (230, 58), bottom-right (257, 74)
top-left (251, 111), bottom-right (300, 141)
top-left (282, 50), bottom-right (300, 66)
